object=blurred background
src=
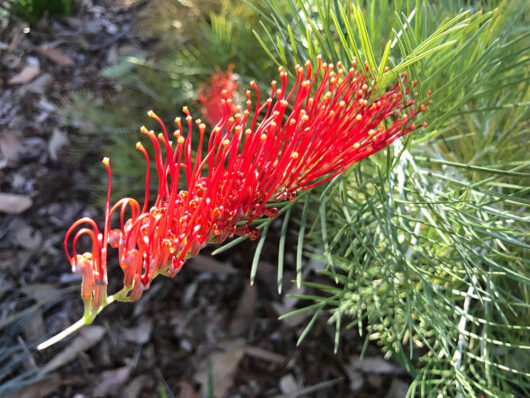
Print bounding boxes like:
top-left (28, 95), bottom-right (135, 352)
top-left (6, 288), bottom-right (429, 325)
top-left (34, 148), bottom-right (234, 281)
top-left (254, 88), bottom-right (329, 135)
top-left (0, 1), bottom-right (528, 397)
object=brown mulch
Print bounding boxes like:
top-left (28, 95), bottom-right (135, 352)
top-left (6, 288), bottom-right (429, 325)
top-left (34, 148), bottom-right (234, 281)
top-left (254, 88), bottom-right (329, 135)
top-left (0, 1), bottom-right (410, 397)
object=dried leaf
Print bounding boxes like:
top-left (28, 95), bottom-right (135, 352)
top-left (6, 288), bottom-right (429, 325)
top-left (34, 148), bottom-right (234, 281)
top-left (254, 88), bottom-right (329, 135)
top-left (244, 345), bottom-right (285, 364)
top-left (93, 367), bottom-right (131, 397)
top-left (40, 325), bottom-right (106, 375)
top-left (32, 45), bottom-right (73, 66)
top-left (229, 284), bottom-right (257, 335)
top-left (0, 131), bottom-right (23, 165)
top-left (8, 64), bottom-right (40, 85)
top-left (385, 379), bottom-right (409, 398)
top-left (115, 0), bottom-right (148, 7)
top-left (21, 283), bottom-right (62, 303)
top-left (188, 254), bottom-right (237, 275)
top-left (122, 319), bottom-right (153, 345)
top-left (196, 339), bottom-right (246, 398)
top-left (0, 193), bottom-right (32, 214)
top-left (279, 374), bottom-right (299, 394)
top-left (48, 129), bottom-right (68, 161)
top-left (24, 311), bottom-right (46, 342)
top-left (349, 356), bottom-right (399, 374)
top-left (123, 375), bottom-right (150, 398)
top-left (18, 73), bottom-right (53, 96)
top-left (17, 374), bottom-right (62, 398)
top-left (15, 225), bottom-right (42, 250)
top-left (178, 380), bottom-right (200, 398)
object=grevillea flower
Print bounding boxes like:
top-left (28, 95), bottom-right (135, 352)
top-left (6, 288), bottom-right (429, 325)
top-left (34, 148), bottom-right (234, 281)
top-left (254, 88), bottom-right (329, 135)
top-left (198, 65), bottom-right (238, 127)
top-left (63, 57), bottom-right (429, 324)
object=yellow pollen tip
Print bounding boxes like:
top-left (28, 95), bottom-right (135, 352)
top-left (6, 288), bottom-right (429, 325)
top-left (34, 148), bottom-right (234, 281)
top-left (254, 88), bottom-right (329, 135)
top-left (353, 142), bottom-right (360, 149)
top-left (289, 119), bottom-right (296, 125)
top-left (260, 134), bottom-right (267, 141)
top-left (291, 152), bottom-right (299, 159)
top-left (199, 123), bottom-right (206, 130)
top-left (182, 106), bottom-right (189, 114)
top-left (222, 139), bottom-right (230, 146)
top-left (102, 157), bottom-right (110, 165)
top-left (339, 100), bottom-right (345, 107)
top-left (147, 110), bottom-right (155, 117)
top-left (177, 136), bottom-right (185, 145)
top-left (245, 129), bottom-right (252, 135)
top-left (356, 114), bottom-right (362, 121)
top-left (368, 129), bottom-right (375, 136)
top-left (136, 142), bottom-right (144, 150)
top-left (186, 116), bottom-right (192, 122)
top-left (174, 117), bottom-right (180, 123)
top-left (362, 84), bottom-right (368, 91)
top-left (140, 125), bottom-right (149, 134)
top-left (302, 115), bottom-right (309, 122)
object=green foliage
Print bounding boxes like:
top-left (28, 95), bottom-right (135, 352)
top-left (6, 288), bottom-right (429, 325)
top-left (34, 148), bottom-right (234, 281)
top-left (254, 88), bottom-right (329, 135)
top-left (247, 0), bottom-right (530, 396)
top-left (0, 0), bottom-right (73, 23)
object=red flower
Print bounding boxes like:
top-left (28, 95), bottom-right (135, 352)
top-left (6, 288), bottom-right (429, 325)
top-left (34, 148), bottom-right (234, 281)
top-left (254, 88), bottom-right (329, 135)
top-left (198, 65), bottom-right (238, 127)
top-left (65, 57), bottom-right (429, 320)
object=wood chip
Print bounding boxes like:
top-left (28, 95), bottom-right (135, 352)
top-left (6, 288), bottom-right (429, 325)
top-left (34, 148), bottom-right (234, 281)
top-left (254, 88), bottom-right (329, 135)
top-left (8, 64), bottom-right (40, 85)
top-left (0, 193), bottom-right (32, 214)
top-left (32, 45), bottom-right (73, 66)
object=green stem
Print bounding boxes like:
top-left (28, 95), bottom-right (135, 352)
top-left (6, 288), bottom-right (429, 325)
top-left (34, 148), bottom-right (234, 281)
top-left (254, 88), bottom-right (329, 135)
top-left (36, 317), bottom-right (87, 350)
top-left (37, 294), bottom-right (117, 350)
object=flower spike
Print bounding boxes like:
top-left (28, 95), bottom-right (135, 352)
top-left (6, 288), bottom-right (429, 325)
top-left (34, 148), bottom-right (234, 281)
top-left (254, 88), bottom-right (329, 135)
top-left (44, 59), bottom-right (430, 349)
